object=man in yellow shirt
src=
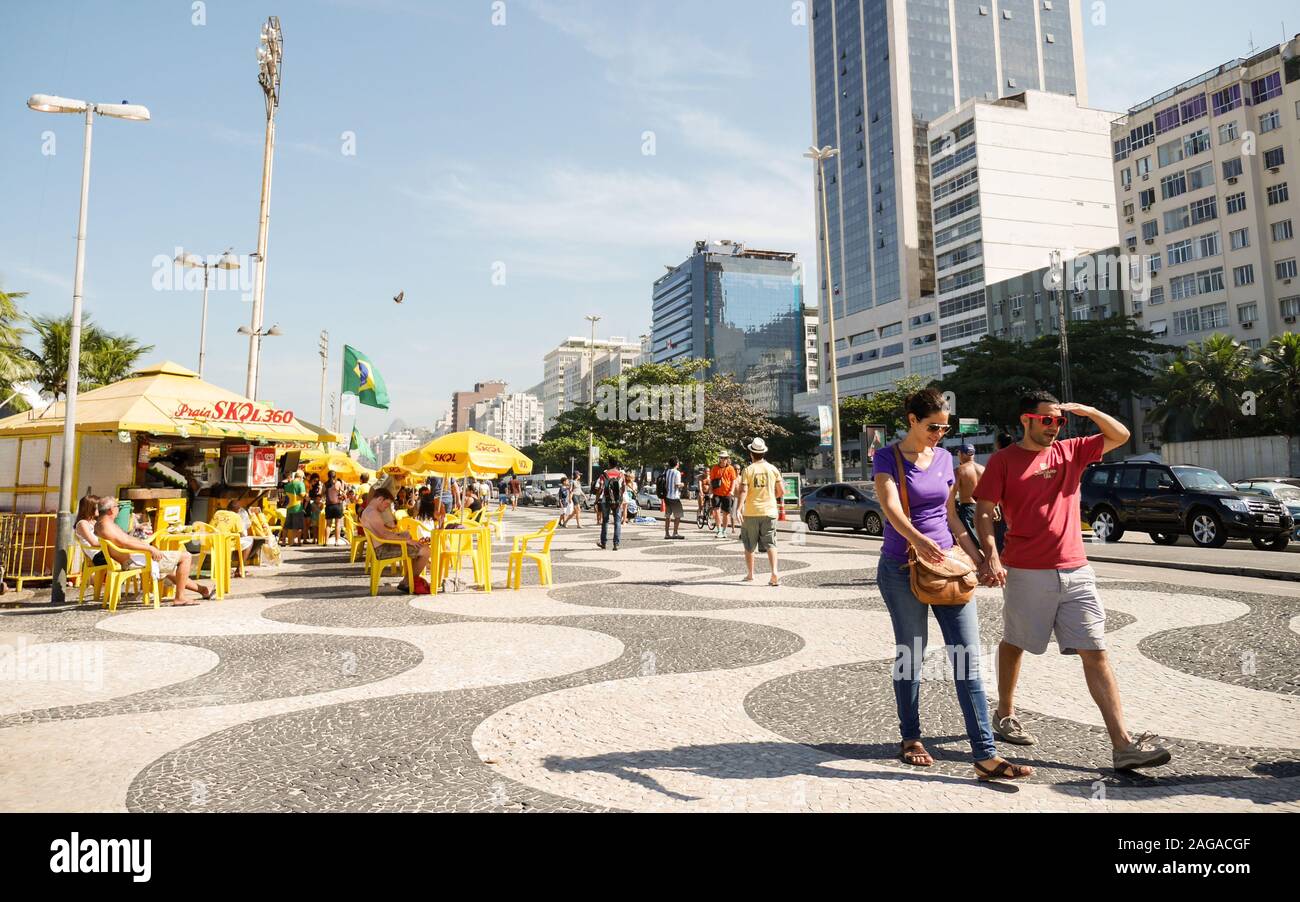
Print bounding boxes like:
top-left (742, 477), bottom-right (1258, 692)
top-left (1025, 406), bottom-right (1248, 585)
top-left (734, 438), bottom-right (784, 586)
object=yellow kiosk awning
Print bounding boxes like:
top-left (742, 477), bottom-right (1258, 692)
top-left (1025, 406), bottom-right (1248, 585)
top-left (0, 361), bottom-right (340, 444)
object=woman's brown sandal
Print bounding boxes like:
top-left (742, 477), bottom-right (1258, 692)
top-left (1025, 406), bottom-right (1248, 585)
top-left (975, 759), bottom-right (1034, 781)
top-left (899, 740), bottom-right (933, 767)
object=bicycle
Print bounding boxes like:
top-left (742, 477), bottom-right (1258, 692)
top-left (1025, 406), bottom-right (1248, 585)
top-left (696, 499), bottom-right (711, 530)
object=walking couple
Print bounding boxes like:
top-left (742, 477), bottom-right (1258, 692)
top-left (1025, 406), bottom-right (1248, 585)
top-left (874, 388), bottom-right (1171, 781)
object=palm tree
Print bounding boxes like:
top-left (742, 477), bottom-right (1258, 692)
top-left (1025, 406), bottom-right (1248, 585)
top-left (1148, 333), bottom-right (1255, 440)
top-left (19, 313), bottom-right (153, 400)
top-left (0, 287), bottom-right (35, 412)
top-left (1257, 332), bottom-right (1300, 436)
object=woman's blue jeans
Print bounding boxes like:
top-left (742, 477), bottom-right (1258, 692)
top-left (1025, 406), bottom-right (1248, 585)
top-left (877, 552), bottom-right (997, 761)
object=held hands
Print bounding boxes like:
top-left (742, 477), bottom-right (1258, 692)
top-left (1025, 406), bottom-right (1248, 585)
top-left (978, 557), bottom-right (1008, 588)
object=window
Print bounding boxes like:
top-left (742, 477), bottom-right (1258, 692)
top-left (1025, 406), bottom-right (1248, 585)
top-left (933, 169), bottom-right (979, 201)
top-left (910, 333), bottom-right (937, 347)
top-left (1274, 220), bottom-right (1294, 242)
top-left (1212, 85), bottom-right (1241, 116)
top-left (934, 193), bottom-right (979, 224)
top-left (1010, 295), bottom-right (1024, 315)
top-left (1281, 296), bottom-right (1300, 317)
top-left (1199, 302), bottom-right (1228, 330)
top-left (1264, 147), bottom-right (1286, 169)
top-left (1141, 220), bottom-right (1159, 241)
top-left (1163, 205), bottom-right (1190, 233)
top-left (1125, 230), bottom-right (1137, 250)
top-left (882, 342), bottom-right (904, 358)
top-left (1237, 303), bottom-right (1258, 324)
top-left (1222, 157), bottom-right (1243, 179)
top-left (1136, 156), bottom-right (1152, 177)
top-left (1147, 254), bottom-right (1161, 275)
top-left (1148, 286), bottom-right (1165, 306)
top-left (939, 315), bottom-right (987, 342)
top-left (1246, 338), bottom-right (1262, 350)
top-left (939, 289), bottom-right (984, 319)
top-left (1218, 121), bottom-right (1239, 143)
top-left (1119, 167), bottom-right (1132, 189)
top-left (1226, 192), bottom-right (1248, 214)
top-left (1278, 258), bottom-right (1298, 280)
top-left (1160, 171), bottom-right (1186, 200)
top-left (1154, 105), bottom-right (1180, 135)
top-left (938, 266), bottom-right (983, 293)
top-left (1230, 228), bottom-right (1250, 249)
top-left (1190, 197), bottom-right (1217, 224)
top-left (1157, 137), bottom-right (1183, 168)
top-left (1197, 267), bottom-right (1225, 294)
top-left (954, 120), bottom-right (975, 143)
top-left (880, 322), bottom-right (903, 338)
top-left (1139, 188), bottom-right (1156, 209)
top-left (1260, 110), bottom-right (1281, 133)
top-left (1233, 264), bottom-right (1255, 286)
top-left (1167, 239), bottom-right (1191, 266)
top-left (1173, 307), bottom-right (1201, 335)
top-left (932, 143), bottom-right (976, 178)
top-left (1113, 138), bottom-right (1130, 162)
top-left (909, 313), bottom-right (935, 328)
top-left (1187, 162), bottom-right (1214, 192)
top-left (1251, 71), bottom-right (1282, 105)
top-left (1123, 201), bottom-right (1135, 218)
top-left (1180, 94), bottom-right (1207, 124)
top-left (1195, 232), bottom-right (1220, 259)
top-left (1268, 183), bottom-right (1290, 205)
top-left (1169, 273), bottom-right (1197, 299)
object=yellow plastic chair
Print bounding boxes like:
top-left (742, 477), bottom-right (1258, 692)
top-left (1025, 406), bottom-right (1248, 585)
top-left (186, 522), bottom-right (231, 598)
top-left (261, 498), bottom-right (285, 534)
top-left (344, 511), bottom-right (369, 563)
top-left (486, 504), bottom-right (506, 541)
top-left (364, 527), bottom-right (416, 597)
top-left (98, 537), bottom-right (160, 612)
top-left (248, 509), bottom-right (281, 565)
top-left (210, 510), bottom-right (248, 581)
top-left (74, 540), bottom-right (109, 604)
top-left (506, 519), bottom-right (559, 589)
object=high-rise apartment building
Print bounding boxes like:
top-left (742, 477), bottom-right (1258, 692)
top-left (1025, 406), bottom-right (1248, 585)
top-left (451, 381), bottom-right (506, 432)
top-left (809, 0), bottom-right (1088, 395)
top-left (1110, 37), bottom-right (1300, 352)
top-left (919, 90), bottom-right (1119, 374)
top-left (542, 337), bottom-right (644, 430)
top-left (651, 240), bottom-right (807, 415)
top-left (370, 429), bottom-right (428, 466)
top-left (472, 392), bottom-right (545, 448)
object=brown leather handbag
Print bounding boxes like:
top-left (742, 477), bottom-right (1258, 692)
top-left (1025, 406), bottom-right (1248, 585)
top-left (892, 444), bottom-right (978, 606)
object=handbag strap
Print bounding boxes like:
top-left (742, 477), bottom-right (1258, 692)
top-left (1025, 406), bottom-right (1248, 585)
top-left (892, 443), bottom-right (912, 522)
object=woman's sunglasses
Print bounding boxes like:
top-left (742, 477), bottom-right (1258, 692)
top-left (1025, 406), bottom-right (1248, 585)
top-left (1025, 414), bottom-right (1068, 427)
top-left (924, 423), bottom-right (951, 434)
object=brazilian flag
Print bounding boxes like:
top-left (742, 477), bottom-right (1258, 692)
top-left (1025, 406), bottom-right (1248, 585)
top-left (342, 345), bottom-right (390, 410)
top-left (350, 426), bottom-right (374, 461)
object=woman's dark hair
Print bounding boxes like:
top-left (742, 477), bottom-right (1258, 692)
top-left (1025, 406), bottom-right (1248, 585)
top-left (417, 494), bottom-right (439, 519)
top-left (904, 388), bottom-right (947, 424)
top-left (1018, 390), bottom-right (1060, 415)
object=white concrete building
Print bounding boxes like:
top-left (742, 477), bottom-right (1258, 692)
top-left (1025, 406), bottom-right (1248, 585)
top-left (472, 392), bottom-right (544, 448)
top-left (920, 90), bottom-right (1120, 375)
top-left (542, 336), bottom-right (643, 429)
top-left (371, 430), bottom-right (426, 466)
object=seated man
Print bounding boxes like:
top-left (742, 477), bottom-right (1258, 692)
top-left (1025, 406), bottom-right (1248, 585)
top-left (94, 497), bottom-right (210, 606)
top-left (360, 487), bottom-right (432, 593)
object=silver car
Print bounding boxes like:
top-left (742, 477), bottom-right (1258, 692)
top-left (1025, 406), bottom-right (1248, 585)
top-left (802, 482), bottom-right (884, 535)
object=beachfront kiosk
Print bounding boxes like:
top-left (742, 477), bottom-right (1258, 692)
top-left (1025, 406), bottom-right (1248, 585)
top-left (0, 361), bottom-right (336, 588)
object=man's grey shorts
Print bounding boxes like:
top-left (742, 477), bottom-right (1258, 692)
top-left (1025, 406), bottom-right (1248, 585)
top-left (740, 516), bottom-right (776, 553)
top-left (1003, 565), bottom-right (1106, 655)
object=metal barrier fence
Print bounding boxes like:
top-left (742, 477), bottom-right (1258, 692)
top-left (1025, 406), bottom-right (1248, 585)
top-left (0, 513), bottom-right (57, 591)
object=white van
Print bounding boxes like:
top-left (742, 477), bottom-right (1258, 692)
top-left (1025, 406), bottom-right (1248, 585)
top-left (522, 473), bottom-right (566, 506)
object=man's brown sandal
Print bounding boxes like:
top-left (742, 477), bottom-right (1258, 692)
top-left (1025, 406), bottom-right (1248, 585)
top-left (975, 759), bottom-right (1034, 781)
top-left (899, 741), bottom-right (933, 767)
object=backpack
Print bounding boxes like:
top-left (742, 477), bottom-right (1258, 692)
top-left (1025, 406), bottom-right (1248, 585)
top-left (602, 470), bottom-right (624, 506)
top-left (655, 471), bottom-right (668, 498)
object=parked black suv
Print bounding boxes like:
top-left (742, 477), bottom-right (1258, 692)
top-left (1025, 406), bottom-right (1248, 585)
top-left (1081, 462), bottom-right (1293, 550)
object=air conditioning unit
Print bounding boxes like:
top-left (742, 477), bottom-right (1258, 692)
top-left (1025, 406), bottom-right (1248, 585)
top-left (1144, 238), bottom-right (1155, 244)
top-left (1142, 174), bottom-right (1150, 181)
top-left (1286, 279), bottom-right (1294, 285)
top-left (1270, 166), bottom-right (1281, 173)
top-left (1141, 205), bottom-right (1152, 212)
top-left (1243, 321), bottom-right (1254, 328)
top-left (1124, 184), bottom-right (1132, 191)
top-left (1286, 315), bottom-right (1297, 323)
top-left (1125, 216), bottom-right (1134, 223)
top-left (1227, 177), bottom-right (1238, 184)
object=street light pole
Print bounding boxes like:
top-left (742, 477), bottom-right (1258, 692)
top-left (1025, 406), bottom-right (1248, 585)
top-left (177, 249), bottom-right (239, 380)
top-left (1051, 250), bottom-right (1074, 405)
top-left (26, 94), bottom-right (150, 604)
top-left (245, 16), bottom-right (282, 400)
top-left (318, 330), bottom-right (329, 428)
top-left (585, 314), bottom-right (601, 487)
top-left (805, 145), bottom-right (843, 483)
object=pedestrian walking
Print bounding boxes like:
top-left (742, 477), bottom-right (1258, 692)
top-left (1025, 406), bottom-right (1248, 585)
top-left (661, 457), bottom-right (685, 539)
top-left (508, 474), bottom-right (522, 511)
top-left (954, 444), bottom-right (983, 544)
top-left (974, 391), bottom-right (1171, 771)
top-left (734, 439), bottom-right (783, 585)
top-left (873, 388), bottom-right (1031, 782)
top-left (595, 460), bottom-right (626, 551)
top-left (324, 471), bottom-right (345, 546)
top-left (567, 472), bottom-right (585, 528)
top-left (557, 476), bottom-right (574, 527)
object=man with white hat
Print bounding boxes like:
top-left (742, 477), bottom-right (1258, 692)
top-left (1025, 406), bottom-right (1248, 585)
top-left (733, 437), bottom-right (785, 586)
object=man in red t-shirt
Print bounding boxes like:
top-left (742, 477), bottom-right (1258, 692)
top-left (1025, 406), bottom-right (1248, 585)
top-left (973, 391), bottom-right (1171, 772)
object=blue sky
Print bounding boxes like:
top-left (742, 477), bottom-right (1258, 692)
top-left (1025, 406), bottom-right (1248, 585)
top-left (2, 0), bottom-right (1296, 436)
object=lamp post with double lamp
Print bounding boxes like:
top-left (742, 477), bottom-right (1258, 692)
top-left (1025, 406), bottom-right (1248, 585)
top-left (805, 145), bottom-right (844, 483)
top-left (245, 16), bottom-right (283, 401)
top-left (585, 314), bottom-right (601, 487)
top-left (175, 249), bottom-right (240, 380)
top-left (25, 94), bottom-right (150, 604)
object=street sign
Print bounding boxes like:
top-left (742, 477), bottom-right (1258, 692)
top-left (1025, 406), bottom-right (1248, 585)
top-left (959, 418), bottom-right (980, 436)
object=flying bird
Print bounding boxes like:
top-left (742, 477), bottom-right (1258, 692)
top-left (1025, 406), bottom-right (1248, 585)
top-left (393, 290), bottom-right (404, 304)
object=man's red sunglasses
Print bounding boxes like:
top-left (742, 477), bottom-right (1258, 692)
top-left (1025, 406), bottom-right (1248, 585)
top-left (1025, 414), bottom-right (1068, 427)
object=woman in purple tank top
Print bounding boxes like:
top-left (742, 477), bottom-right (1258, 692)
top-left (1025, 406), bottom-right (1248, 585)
top-left (871, 388), bottom-right (1032, 782)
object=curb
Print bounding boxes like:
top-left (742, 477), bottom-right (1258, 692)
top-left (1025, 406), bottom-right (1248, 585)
top-left (643, 507), bottom-right (1300, 582)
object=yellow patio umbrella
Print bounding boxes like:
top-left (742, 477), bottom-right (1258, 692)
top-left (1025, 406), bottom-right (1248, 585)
top-left (304, 452), bottom-right (367, 483)
top-left (396, 429), bottom-right (532, 477)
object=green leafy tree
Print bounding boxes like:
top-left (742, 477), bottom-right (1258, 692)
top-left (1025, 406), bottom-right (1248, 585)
top-left (1148, 333), bottom-right (1256, 440)
top-left (839, 374), bottom-right (931, 439)
top-left (764, 413), bottom-right (820, 470)
top-left (942, 337), bottom-right (1055, 432)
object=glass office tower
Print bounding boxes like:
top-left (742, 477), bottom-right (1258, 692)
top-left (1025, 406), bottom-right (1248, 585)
top-left (809, 0), bottom-right (1088, 396)
top-left (652, 241), bottom-right (807, 415)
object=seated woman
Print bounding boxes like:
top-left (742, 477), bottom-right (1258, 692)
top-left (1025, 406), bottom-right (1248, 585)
top-left (74, 493), bottom-right (102, 564)
top-left (463, 486), bottom-right (483, 515)
top-left (416, 492), bottom-right (445, 529)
